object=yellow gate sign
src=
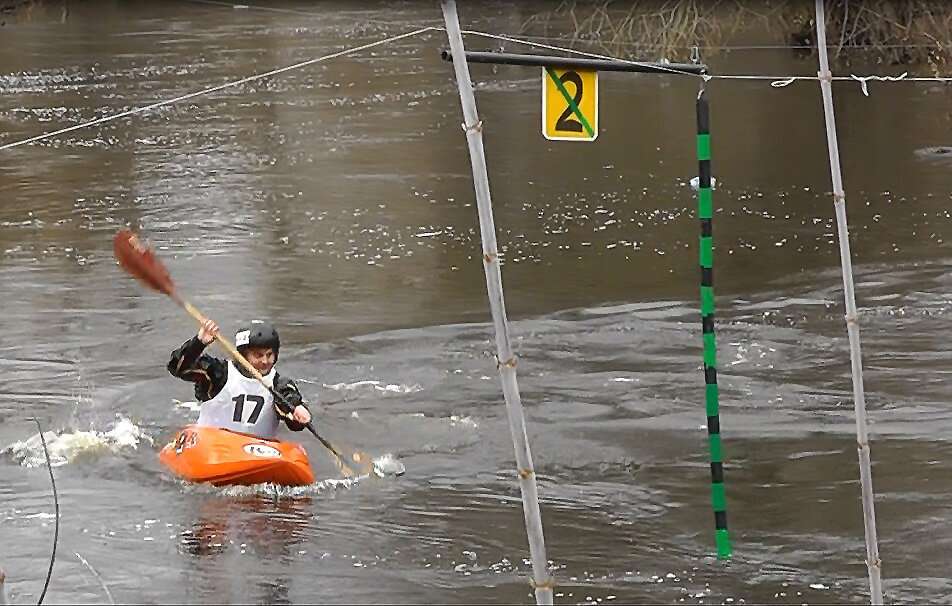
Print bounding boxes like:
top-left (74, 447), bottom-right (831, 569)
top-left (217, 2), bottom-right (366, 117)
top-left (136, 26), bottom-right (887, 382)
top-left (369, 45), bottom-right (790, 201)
top-left (542, 67), bottom-right (598, 141)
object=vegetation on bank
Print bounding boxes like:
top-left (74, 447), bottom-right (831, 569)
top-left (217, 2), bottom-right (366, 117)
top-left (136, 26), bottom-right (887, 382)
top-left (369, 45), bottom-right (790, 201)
top-left (4, 0), bottom-right (951, 74)
top-left (519, 1), bottom-right (952, 74)
top-left (1, 0), bottom-right (70, 26)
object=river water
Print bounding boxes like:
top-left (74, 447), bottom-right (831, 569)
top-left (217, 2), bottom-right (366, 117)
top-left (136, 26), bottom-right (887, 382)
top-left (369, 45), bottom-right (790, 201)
top-left (1, 1), bottom-right (952, 604)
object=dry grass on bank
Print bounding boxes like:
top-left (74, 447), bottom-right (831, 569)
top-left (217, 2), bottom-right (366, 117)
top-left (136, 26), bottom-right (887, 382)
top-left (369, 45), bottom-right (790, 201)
top-left (519, 0), bottom-right (952, 74)
top-left (1, 0), bottom-right (70, 26)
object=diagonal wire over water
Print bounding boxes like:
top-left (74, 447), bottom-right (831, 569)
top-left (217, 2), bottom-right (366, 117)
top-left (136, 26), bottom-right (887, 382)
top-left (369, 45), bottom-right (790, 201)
top-left (3, 12), bottom-right (951, 155)
top-left (0, 26), bottom-right (440, 152)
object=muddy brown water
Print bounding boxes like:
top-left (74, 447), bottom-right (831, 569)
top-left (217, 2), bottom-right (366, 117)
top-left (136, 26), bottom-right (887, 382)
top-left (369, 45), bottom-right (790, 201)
top-left (2, 1), bottom-right (952, 604)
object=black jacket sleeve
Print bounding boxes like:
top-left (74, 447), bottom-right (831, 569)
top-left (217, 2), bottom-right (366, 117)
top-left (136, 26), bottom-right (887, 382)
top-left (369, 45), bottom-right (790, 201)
top-left (274, 373), bottom-right (310, 432)
top-left (168, 336), bottom-right (229, 402)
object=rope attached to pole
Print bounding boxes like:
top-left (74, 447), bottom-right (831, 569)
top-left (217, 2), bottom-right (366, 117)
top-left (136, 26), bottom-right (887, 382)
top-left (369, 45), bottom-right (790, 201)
top-left (31, 418), bottom-right (59, 606)
top-left (695, 88), bottom-right (731, 560)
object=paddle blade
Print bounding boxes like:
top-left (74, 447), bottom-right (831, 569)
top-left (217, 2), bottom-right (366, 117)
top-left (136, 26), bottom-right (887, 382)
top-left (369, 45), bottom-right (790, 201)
top-left (113, 229), bottom-right (176, 296)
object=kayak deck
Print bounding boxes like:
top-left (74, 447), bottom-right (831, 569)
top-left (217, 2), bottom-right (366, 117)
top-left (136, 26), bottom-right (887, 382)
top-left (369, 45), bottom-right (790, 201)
top-left (159, 425), bottom-right (314, 487)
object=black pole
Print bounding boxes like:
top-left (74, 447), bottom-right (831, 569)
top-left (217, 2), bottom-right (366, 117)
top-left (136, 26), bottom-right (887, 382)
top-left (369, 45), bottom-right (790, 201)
top-left (440, 49), bottom-right (707, 75)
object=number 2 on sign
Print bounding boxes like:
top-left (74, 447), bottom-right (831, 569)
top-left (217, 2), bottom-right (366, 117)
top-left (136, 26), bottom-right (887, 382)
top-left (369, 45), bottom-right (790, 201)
top-left (543, 67), bottom-right (598, 141)
top-left (555, 71), bottom-right (584, 133)
top-left (232, 394), bottom-right (266, 424)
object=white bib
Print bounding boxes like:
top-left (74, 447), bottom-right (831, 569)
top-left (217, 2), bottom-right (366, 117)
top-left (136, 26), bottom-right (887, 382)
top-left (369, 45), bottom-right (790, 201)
top-left (197, 360), bottom-right (280, 439)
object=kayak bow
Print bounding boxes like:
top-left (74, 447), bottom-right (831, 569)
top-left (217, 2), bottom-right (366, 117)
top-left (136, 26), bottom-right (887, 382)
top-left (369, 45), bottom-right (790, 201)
top-left (159, 425), bottom-right (314, 487)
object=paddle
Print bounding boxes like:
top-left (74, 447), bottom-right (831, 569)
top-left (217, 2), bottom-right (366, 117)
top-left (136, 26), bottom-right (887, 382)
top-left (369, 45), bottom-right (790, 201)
top-left (113, 228), bottom-right (369, 477)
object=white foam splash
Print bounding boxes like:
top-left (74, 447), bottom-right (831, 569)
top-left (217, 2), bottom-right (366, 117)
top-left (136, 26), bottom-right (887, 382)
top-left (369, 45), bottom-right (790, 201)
top-left (323, 380), bottom-right (422, 394)
top-left (173, 399), bottom-right (202, 412)
top-left (20, 512), bottom-right (56, 520)
top-left (203, 453), bottom-right (405, 497)
top-left (3, 416), bottom-right (153, 468)
top-left (407, 412), bottom-right (477, 429)
top-left (215, 477), bottom-right (363, 498)
top-left (373, 453), bottom-right (405, 476)
top-left (449, 415), bottom-right (477, 429)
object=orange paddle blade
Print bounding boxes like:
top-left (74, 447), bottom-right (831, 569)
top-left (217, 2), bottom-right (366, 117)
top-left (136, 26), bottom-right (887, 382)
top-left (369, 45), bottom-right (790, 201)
top-left (113, 229), bottom-right (176, 296)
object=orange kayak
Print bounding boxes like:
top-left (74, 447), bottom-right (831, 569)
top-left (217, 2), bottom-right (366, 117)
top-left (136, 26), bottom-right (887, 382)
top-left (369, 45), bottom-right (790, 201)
top-left (159, 425), bottom-right (314, 487)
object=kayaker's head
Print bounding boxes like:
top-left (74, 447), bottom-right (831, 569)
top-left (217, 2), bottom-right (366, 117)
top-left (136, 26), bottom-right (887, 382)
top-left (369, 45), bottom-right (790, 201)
top-left (235, 321), bottom-right (280, 375)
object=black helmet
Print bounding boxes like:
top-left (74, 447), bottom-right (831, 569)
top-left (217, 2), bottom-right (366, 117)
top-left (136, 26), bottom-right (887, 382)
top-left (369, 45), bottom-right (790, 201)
top-left (235, 321), bottom-right (280, 359)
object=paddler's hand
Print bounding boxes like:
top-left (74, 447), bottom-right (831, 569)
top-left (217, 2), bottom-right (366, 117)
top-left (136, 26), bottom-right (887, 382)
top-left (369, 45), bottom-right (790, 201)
top-left (198, 319), bottom-right (219, 345)
top-left (291, 405), bottom-right (311, 425)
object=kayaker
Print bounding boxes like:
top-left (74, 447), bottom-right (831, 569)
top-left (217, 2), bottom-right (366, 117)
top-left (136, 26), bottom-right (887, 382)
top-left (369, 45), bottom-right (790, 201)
top-left (168, 319), bottom-right (312, 439)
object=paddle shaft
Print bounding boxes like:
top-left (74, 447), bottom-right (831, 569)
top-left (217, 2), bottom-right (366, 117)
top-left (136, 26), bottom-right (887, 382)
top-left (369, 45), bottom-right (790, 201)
top-left (175, 296), bottom-right (354, 474)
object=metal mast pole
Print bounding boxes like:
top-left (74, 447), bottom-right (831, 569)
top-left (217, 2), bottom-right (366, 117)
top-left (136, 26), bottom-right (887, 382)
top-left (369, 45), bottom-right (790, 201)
top-left (439, 1), bottom-right (554, 603)
top-left (814, 1), bottom-right (883, 602)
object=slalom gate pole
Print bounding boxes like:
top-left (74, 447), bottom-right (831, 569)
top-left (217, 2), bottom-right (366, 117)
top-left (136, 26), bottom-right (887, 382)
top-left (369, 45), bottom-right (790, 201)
top-left (696, 85), bottom-right (731, 560)
top-left (439, 1), bottom-right (554, 603)
top-left (814, 1), bottom-right (883, 602)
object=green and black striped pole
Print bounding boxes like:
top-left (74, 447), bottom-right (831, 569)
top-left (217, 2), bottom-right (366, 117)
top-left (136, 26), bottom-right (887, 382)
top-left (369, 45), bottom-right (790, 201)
top-left (696, 86), bottom-right (731, 559)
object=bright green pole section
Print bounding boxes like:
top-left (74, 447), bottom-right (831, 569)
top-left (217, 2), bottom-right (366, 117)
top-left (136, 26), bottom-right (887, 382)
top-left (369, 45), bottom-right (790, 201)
top-left (696, 88), bottom-right (731, 559)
